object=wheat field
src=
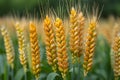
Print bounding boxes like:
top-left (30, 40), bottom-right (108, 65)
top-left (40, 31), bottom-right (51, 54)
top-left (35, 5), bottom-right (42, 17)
top-left (0, 6), bottom-right (120, 80)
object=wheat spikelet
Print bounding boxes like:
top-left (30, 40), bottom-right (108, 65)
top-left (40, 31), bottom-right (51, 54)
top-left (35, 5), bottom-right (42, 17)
top-left (15, 22), bottom-right (27, 72)
top-left (69, 7), bottom-right (79, 63)
top-left (54, 18), bottom-right (68, 79)
top-left (112, 33), bottom-right (120, 79)
top-left (78, 12), bottom-right (85, 57)
top-left (0, 26), bottom-right (15, 69)
top-left (43, 15), bottom-right (57, 72)
top-left (29, 22), bottom-right (41, 79)
top-left (83, 17), bottom-right (97, 76)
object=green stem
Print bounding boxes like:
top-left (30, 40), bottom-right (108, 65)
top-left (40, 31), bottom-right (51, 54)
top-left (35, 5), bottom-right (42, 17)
top-left (77, 58), bottom-right (80, 80)
top-left (71, 55), bottom-right (76, 80)
top-left (36, 77), bottom-right (39, 80)
top-left (6, 64), bottom-right (9, 80)
top-left (115, 77), bottom-right (119, 80)
top-left (24, 72), bottom-right (27, 80)
top-left (72, 63), bottom-right (75, 80)
top-left (11, 68), bottom-right (14, 80)
top-left (0, 65), bottom-right (2, 80)
top-left (4, 58), bottom-right (8, 80)
top-left (83, 73), bottom-right (86, 80)
top-left (63, 75), bottom-right (67, 80)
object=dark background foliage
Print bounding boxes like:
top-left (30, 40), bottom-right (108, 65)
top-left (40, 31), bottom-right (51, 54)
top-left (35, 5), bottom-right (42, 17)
top-left (0, 0), bottom-right (120, 18)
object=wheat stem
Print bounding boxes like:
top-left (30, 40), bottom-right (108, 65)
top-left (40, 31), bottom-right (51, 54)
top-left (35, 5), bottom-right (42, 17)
top-left (11, 67), bottom-right (14, 80)
top-left (77, 58), bottom-right (81, 80)
top-left (24, 72), bottom-right (27, 80)
top-left (72, 64), bottom-right (75, 80)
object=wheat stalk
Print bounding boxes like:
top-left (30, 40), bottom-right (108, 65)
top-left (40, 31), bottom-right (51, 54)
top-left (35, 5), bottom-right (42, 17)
top-left (15, 22), bottom-right (27, 72)
top-left (43, 15), bottom-right (57, 72)
top-left (0, 26), bottom-right (15, 69)
top-left (54, 17), bottom-right (69, 79)
top-left (83, 16), bottom-right (97, 76)
top-left (29, 22), bottom-right (41, 79)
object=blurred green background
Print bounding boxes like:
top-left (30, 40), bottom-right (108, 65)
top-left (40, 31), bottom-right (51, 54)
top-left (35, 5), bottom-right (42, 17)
top-left (0, 0), bottom-right (120, 18)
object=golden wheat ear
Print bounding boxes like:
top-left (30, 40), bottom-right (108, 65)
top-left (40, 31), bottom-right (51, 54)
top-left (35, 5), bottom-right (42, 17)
top-left (78, 12), bottom-right (85, 57)
top-left (83, 16), bottom-right (97, 76)
top-left (69, 7), bottom-right (79, 64)
top-left (43, 15), bottom-right (57, 72)
top-left (15, 22), bottom-right (27, 72)
top-left (0, 26), bottom-right (15, 69)
top-left (29, 22), bottom-right (41, 79)
top-left (112, 33), bottom-right (120, 80)
top-left (111, 24), bottom-right (120, 69)
top-left (54, 17), bottom-right (69, 79)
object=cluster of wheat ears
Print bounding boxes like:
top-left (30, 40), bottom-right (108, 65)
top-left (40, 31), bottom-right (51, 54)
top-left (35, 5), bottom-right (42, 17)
top-left (0, 7), bottom-right (120, 80)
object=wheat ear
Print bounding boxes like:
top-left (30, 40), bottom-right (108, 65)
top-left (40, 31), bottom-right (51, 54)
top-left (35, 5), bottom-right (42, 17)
top-left (0, 26), bottom-right (15, 69)
top-left (69, 7), bottom-right (79, 63)
top-left (111, 24), bottom-right (120, 69)
top-left (29, 22), bottom-right (41, 79)
top-left (15, 22), bottom-right (27, 72)
top-left (43, 15), bottom-right (57, 72)
top-left (78, 12), bottom-right (85, 57)
top-left (112, 33), bottom-right (120, 80)
top-left (83, 17), bottom-right (97, 76)
top-left (54, 18), bottom-right (69, 79)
